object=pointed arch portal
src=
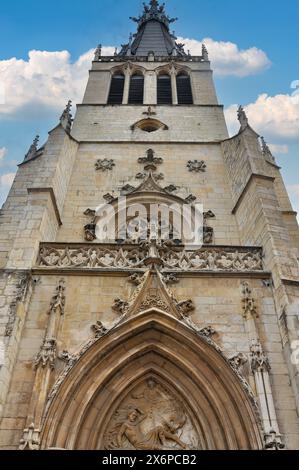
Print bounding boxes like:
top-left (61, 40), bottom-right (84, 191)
top-left (41, 310), bottom-right (262, 450)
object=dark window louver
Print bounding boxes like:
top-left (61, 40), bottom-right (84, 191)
top-left (128, 75), bottom-right (144, 104)
top-left (176, 74), bottom-right (193, 105)
top-left (157, 75), bottom-right (172, 105)
top-left (107, 74), bottom-right (125, 104)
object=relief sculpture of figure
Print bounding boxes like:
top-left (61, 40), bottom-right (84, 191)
top-left (116, 408), bottom-right (189, 450)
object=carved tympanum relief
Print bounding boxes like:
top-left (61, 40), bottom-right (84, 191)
top-left (103, 378), bottom-right (200, 450)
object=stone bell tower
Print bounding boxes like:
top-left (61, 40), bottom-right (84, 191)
top-left (1, 0), bottom-right (299, 450)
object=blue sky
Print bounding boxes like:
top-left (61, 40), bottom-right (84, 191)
top-left (0, 0), bottom-right (298, 211)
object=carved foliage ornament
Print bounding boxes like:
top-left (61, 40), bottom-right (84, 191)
top-left (187, 160), bottom-right (207, 173)
top-left (95, 158), bottom-right (115, 172)
top-left (38, 245), bottom-right (264, 272)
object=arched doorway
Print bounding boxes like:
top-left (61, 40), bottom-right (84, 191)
top-left (41, 310), bottom-right (263, 450)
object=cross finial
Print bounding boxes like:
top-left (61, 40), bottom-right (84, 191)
top-left (142, 106), bottom-right (156, 118)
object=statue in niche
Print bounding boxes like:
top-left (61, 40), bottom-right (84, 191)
top-left (103, 378), bottom-right (199, 450)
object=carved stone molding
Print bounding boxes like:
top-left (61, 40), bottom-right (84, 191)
top-left (229, 352), bottom-right (248, 373)
top-left (198, 326), bottom-right (216, 338)
top-left (162, 274), bottom-right (179, 285)
top-left (113, 298), bottom-right (130, 315)
top-left (187, 160), bottom-right (207, 173)
top-left (176, 299), bottom-right (195, 317)
top-left (91, 321), bottom-right (109, 338)
top-left (37, 243), bottom-right (264, 273)
top-left (95, 158), bottom-right (115, 172)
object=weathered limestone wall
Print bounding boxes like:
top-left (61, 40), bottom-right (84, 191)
top-left (56, 141), bottom-right (240, 246)
top-left (72, 105), bottom-right (228, 143)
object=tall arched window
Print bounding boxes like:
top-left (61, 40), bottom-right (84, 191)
top-left (176, 73), bottom-right (193, 105)
top-left (107, 73), bottom-right (125, 104)
top-left (157, 73), bottom-right (172, 104)
top-left (128, 73), bottom-right (144, 104)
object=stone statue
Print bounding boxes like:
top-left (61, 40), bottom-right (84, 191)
top-left (115, 408), bottom-right (188, 450)
top-left (104, 378), bottom-right (199, 450)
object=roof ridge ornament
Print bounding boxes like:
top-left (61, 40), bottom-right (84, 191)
top-left (261, 137), bottom-right (276, 163)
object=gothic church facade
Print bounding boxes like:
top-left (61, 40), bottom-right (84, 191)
top-left (0, 0), bottom-right (299, 450)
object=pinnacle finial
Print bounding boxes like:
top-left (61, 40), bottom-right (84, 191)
top-left (60, 100), bottom-right (72, 133)
top-left (24, 135), bottom-right (39, 162)
top-left (94, 44), bottom-right (102, 61)
top-left (202, 44), bottom-right (209, 60)
top-left (237, 105), bottom-right (249, 130)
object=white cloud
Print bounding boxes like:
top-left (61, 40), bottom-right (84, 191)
top-left (268, 144), bottom-right (289, 155)
top-left (178, 37), bottom-right (271, 77)
top-left (0, 46), bottom-right (114, 118)
top-left (225, 93), bottom-right (299, 140)
top-left (0, 147), bottom-right (7, 161)
top-left (0, 38), bottom-right (270, 120)
top-left (0, 172), bottom-right (16, 188)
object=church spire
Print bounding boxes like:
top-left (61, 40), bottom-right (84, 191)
top-left (119, 0), bottom-right (187, 58)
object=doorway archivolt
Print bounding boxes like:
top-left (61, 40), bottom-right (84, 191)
top-left (41, 310), bottom-right (263, 450)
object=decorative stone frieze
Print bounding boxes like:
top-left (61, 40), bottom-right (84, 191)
top-left (37, 243), bottom-right (264, 273)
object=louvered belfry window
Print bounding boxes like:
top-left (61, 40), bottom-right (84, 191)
top-left (157, 74), bottom-right (172, 105)
top-left (128, 74), bottom-right (144, 104)
top-left (107, 73), bottom-right (125, 104)
top-left (176, 73), bottom-right (193, 105)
